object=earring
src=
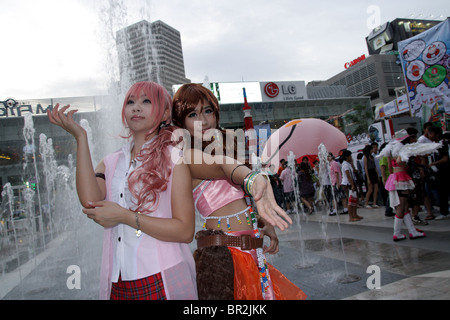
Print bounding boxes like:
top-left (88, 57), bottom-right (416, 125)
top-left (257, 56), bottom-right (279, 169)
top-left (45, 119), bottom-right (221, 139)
top-left (159, 121), bottom-right (167, 129)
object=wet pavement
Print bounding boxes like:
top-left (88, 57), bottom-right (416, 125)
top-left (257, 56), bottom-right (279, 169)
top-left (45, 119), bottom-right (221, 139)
top-left (1, 205), bottom-right (450, 300)
top-left (272, 205), bottom-right (450, 300)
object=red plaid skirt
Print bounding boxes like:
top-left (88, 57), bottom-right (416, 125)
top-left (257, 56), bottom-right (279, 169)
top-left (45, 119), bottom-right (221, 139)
top-left (110, 273), bottom-right (166, 300)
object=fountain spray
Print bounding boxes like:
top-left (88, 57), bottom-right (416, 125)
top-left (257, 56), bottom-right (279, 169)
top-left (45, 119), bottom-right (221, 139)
top-left (318, 144), bottom-right (360, 284)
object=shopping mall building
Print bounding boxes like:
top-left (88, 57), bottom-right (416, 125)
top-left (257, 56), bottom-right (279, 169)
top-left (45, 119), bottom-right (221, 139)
top-left (2, 16), bottom-right (444, 199)
top-left (0, 81), bottom-right (370, 193)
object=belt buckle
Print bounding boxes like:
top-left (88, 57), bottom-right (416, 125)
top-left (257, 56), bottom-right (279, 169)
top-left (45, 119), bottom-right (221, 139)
top-left (240, 234), bottom-right (252, 251)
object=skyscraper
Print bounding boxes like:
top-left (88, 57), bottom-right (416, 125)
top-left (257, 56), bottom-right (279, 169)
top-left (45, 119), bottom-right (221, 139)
top-left (116, 20), bottom-right (190, 94)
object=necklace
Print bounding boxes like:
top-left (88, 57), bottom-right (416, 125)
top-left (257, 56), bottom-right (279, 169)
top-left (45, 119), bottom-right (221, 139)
top-left (129, 136), bottom-right (157, 167)
top-left (129, 145), bottom-right (140, 168)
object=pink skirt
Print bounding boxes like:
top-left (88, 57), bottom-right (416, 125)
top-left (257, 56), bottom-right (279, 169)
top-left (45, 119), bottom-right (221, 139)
top-left (385, 171), bottom-right (414, 191)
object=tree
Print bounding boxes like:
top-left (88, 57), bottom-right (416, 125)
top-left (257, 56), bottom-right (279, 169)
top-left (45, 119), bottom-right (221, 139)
top-left (343, 104), bottom-right (374, 136)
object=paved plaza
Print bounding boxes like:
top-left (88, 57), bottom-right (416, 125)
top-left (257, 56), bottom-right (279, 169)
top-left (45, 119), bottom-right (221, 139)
top-left (2, 205), bottom-right (450, 300)
top-left (274, 205), bottom-right (450, 299)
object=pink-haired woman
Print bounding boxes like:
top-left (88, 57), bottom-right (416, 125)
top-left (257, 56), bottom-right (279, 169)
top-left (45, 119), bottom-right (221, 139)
top-left (48, 82), bottom-right (198, 300)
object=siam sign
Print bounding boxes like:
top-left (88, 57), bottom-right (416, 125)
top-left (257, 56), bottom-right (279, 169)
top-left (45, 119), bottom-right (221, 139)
top-left (1, 98), bottom-right (53, 117)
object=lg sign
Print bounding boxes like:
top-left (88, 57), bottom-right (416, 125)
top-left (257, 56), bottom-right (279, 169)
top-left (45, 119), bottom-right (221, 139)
top-left (264, 82), bottom-right (297, 98)
top-left (264, 82), bottom-right (279, 98)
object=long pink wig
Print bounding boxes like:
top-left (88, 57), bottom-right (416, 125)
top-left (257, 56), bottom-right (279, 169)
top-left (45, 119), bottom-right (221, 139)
top-left (123, 82), bottom-right (178, 214)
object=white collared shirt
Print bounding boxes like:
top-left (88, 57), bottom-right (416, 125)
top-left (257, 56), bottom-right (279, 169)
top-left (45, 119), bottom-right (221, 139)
top-left (110, 139), bottom-right (160, 282)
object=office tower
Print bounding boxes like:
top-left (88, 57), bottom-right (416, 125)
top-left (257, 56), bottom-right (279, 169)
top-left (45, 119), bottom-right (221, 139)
top-left (116, 20), bottom-right (190, 94)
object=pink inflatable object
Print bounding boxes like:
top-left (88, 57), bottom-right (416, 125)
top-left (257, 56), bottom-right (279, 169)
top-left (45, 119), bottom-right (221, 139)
top-left (261, 119), bottom-right (348, 168)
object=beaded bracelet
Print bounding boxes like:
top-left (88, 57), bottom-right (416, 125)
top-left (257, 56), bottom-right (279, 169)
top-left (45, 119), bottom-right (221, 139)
top-left (242, 171), bottom-right (269, 197)
top-left (244, 171), bottom-right (258, 196)
top-left (135, 211), bottom-right (142, 238)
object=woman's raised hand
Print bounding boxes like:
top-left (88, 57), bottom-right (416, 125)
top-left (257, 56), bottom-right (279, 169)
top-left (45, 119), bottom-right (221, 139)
top-left (47, 104), bottom-right (86, 139)
top-left (252, 174), bottom-right (292, 231)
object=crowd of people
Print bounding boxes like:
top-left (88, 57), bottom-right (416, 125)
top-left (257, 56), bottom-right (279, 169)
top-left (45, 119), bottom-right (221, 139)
top-left (270, 123), bottom-right (450, 237)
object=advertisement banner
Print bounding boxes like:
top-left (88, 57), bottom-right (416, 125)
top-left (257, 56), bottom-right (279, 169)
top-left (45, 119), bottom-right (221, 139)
top-left (374, 93), bottom-right (410, 120)
top-left (398, 18), bottom-right (450, 127)
top-left (260, 81), bottom-right (308, 102)
top-left (368, 122), bottom-right (384, 144)
top-left (397, 93), bottom-right (410, 112)
top-left (374, 101), bottom-right (396, 120)
top-left (173, 82), bottom-right (263, 104)
top-left (174, 81), bottom-right (308, 105)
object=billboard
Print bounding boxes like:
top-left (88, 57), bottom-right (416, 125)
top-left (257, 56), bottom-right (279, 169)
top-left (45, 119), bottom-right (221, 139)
top-left (260, 81), bottom-right (307, 102)
top-left (216, 82), bottom-right (262, 104)
top-left (173, 81), bottom-right (308, 105)
top-left (398, 18), bottom-right (450, 126)
top-left (374, 93), bottom-right (411, 121)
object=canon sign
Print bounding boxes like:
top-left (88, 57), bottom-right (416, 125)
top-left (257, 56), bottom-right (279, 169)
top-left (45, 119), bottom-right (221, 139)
top-left (344, 54), bottom-right (366, 69)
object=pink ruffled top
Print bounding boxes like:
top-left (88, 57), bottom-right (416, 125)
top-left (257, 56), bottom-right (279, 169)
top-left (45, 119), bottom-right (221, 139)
top-left (192, 179), bottom-right (244, 217)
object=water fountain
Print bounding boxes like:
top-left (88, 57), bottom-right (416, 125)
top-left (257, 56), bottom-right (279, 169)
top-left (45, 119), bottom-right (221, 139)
top-left (1, 184), bottom-right (21, 278)
top-left (286, 151), bottom-right (318, 269)
top-left (0, 0), bottom-right (149, 299)
top-left (317, 144), bottom-right (361, 284)
top-left (256, 144), bottom-right (362, 295)
top-left (1, 110), bottom-right (105, 299)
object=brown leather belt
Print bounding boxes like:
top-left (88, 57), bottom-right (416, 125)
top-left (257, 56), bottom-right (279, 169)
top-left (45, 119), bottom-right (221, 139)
top-left (196, 234), bottom-right (263, 251)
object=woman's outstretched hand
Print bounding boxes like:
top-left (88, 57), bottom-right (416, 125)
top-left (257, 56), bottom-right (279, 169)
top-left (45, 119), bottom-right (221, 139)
top-left (252, 175), bottom-right (292, 231)
top-left (47, 104), bottom-right (86, 139)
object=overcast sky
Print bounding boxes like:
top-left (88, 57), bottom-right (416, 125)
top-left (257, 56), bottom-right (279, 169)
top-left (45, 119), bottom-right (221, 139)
top-left (1, 0), bottom-right (449, 100)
